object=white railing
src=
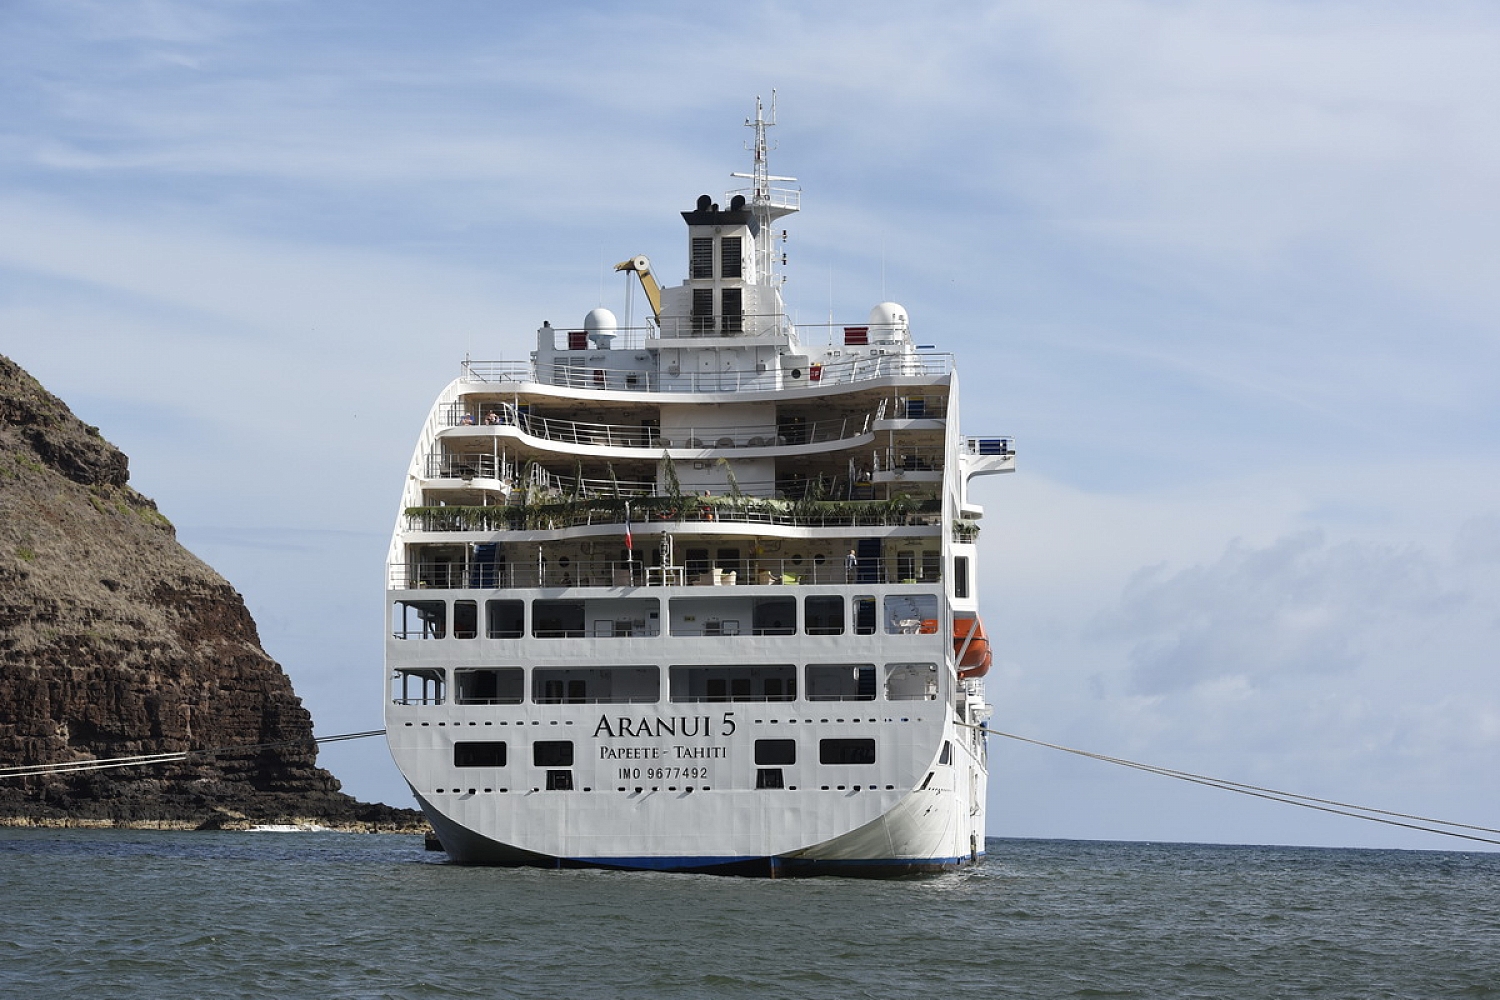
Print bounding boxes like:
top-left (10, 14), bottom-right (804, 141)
top-left (460, 352), bottom-right (953, 393)
top-left (389, 558), bottom-right (936, 590)
top-left (436, 401), bottom-right (880, 450)
top-left (962, 437), bottom-right (1015, 457)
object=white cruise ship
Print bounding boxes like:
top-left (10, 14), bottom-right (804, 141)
top-left (385, 100), bottom-right (1014, 874)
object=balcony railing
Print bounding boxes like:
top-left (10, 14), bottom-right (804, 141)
top-left (872, 447), bottom-right (947, 473)
top-left (403, 496), bottom-right (942, 535)
top-left (438, 401), bottom-right (884, 449)
top-left (389, 557), bottom-right (938, 590)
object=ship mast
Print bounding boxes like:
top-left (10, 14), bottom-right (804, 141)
top-left (731, 92), bottom-right (799, 289)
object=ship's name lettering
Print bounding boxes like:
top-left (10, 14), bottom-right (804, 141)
top-left (592, 712), bottom-right (736, 739)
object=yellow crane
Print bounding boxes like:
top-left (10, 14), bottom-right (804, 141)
top-left (614, 255), bottom-right (663, 326)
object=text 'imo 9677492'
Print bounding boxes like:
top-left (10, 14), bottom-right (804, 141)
top-left (385, 99), bottom-right (1015, 875)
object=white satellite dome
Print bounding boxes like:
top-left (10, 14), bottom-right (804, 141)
top-left (585, 307), bottom-right (618, 348)
top-left (868, 302), bottom-right (909, 339)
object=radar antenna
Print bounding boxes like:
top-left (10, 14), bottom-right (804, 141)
top-left (730, 91), bottom-right (800, 287)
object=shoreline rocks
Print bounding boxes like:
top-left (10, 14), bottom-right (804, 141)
top-left (1, 354), bottom-right (424, 833)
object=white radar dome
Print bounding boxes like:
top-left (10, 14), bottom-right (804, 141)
top-left (585, 307), bottom-right (618, 349)
top-left (868, 302), bottom-right (909, 339)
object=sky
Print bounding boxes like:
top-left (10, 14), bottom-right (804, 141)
top-left (3, 0), bottom-right (1498, 852)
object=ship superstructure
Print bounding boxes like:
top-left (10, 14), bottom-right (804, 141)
top-left (385, 100), bottom-right (1014, 874)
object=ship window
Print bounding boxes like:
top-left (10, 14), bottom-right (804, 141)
top-left (684, 548), bottom-right (710, 578)
top-left (885, 662), bottom-right (938, 701)
top-left (391, 600), bottom-right (446, 640)
top-left (720, 236), bottom-right (742, 279)
top-left (691, 289), bottom-right (714, 333)
top-left (820, 738), bottom-right (877, 765)
top-left (691, 237), bottom-right (713, 279)
top-left (922, 550), bottom-right (942, 583)
top-left (884, 594), bottom-right (939, 634)
top-left (721, 288), bottom-right (742, 334)
top-left (454, 741), bottom-right (506, 768)
top-left (533, 600), bottom-right (586, 638)
top-left (806, 664), bottom-right (877, 702)
top-left (755, 739), bottom-right (796, 765)
top-left (670, 665), bottom-right (797, 703)
top-left (454, 668), bottom-right (524, 705)
top-left (804, 596), bottom-right (844, 635)
top-left (939, 740), bottom-right (952, 765)
top-left (533, 667), bottom-right (659, 705)
top-left (546, 770), bottom-right (573, 790)
top-left (753, 597), bottom-right (796, 635)
top-left (454, 600), bottom-right (478, 639)
top-left (669, 597), bottom-right (745, 635)
top-left (854, 596), bottom-right (877, 635)
top-left (390, 667), bottom-right (445, 705)
top-left (954, 556), bottom-right (969, 599)
top-left (486, 599), bottom-right (524, 638)
top-left (533, 741), bottom-right (574, 767)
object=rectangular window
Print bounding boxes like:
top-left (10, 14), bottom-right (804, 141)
top-left (854, 596), bottom-right (877, 635)
top-left (955, 556), bottom-right (969, 599)
top-left (486, 599), bottom-right (524, 638)
top-left (533, 741), bottom-right (574, 767)
top-left (884, 662), bottom-right (938, 701)
top-left (819, 738), bottom-right (876, 765)
top-left (922, 550), bottom-right (942, 583)
top-left (691, 288), bottom-right (714, 333)
top-left (720, 236), bottom-right (742, 278)
top-left (533, 600), bottom-right (586, 638)
top-left (453, 600), bottom-right (478, 639)
top-left (670, 664), bottom-right (796, 703)
top-left (454, 742), bottom-right (506, 768)
top-left (691, 237), bottom-right (713, 279)
top-left (806, 664), bottom-right (877, 701)
top-left (454, 668), bottom-right (524, 705)
top-left (390, 667), bottom-right (445, 706)
top-left (753, 597), bottom-right (796, 635)
top-left (546, 770), bottom-right (574, 790)
top-left (885, 594), bottom-right (939, 634)
top-left (805, 595), bottom-right (844, 635)
top-left (532, 667), bottom-right (659, 705)
top-left (721, 288), bottom-right (742, 333)
top-left (391, 600), bottom-right (446, 640)
top-left (755, 739), bottom-right (796, 765)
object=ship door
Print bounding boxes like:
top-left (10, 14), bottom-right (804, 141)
top-left (855, 538), bottom-right (882, 583)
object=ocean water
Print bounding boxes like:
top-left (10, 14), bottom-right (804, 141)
top-left (2, 830), bottom-right (1496, 1000)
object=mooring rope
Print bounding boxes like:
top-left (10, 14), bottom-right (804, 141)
top-left (0, 729), bottom-right (387, 778)
top-left (5, 723), bottom-right (1494, 848)
top-left (969, 723), bottom-right (1500, 847)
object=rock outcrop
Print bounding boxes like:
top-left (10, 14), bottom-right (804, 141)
top-left (0, 355), bottom-right (419, 830)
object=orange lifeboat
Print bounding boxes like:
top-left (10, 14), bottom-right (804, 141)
top-left (953, 617), bottom-right (991, 679)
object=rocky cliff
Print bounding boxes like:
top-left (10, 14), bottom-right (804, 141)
top-left (0, 355), bottom-right (419, 830)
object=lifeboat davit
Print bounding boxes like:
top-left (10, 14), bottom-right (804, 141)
top-left (953, 618), bottom-right (991, 679)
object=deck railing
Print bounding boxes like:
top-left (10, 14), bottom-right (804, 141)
top-left (388, 558), bottom-right (937, 591)
top-left (438, 402), bottom-right (882, 449)
top-left (403, 496), bottom-right (942, 535)
top-left (459, 351), bottom-right (952, 394)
